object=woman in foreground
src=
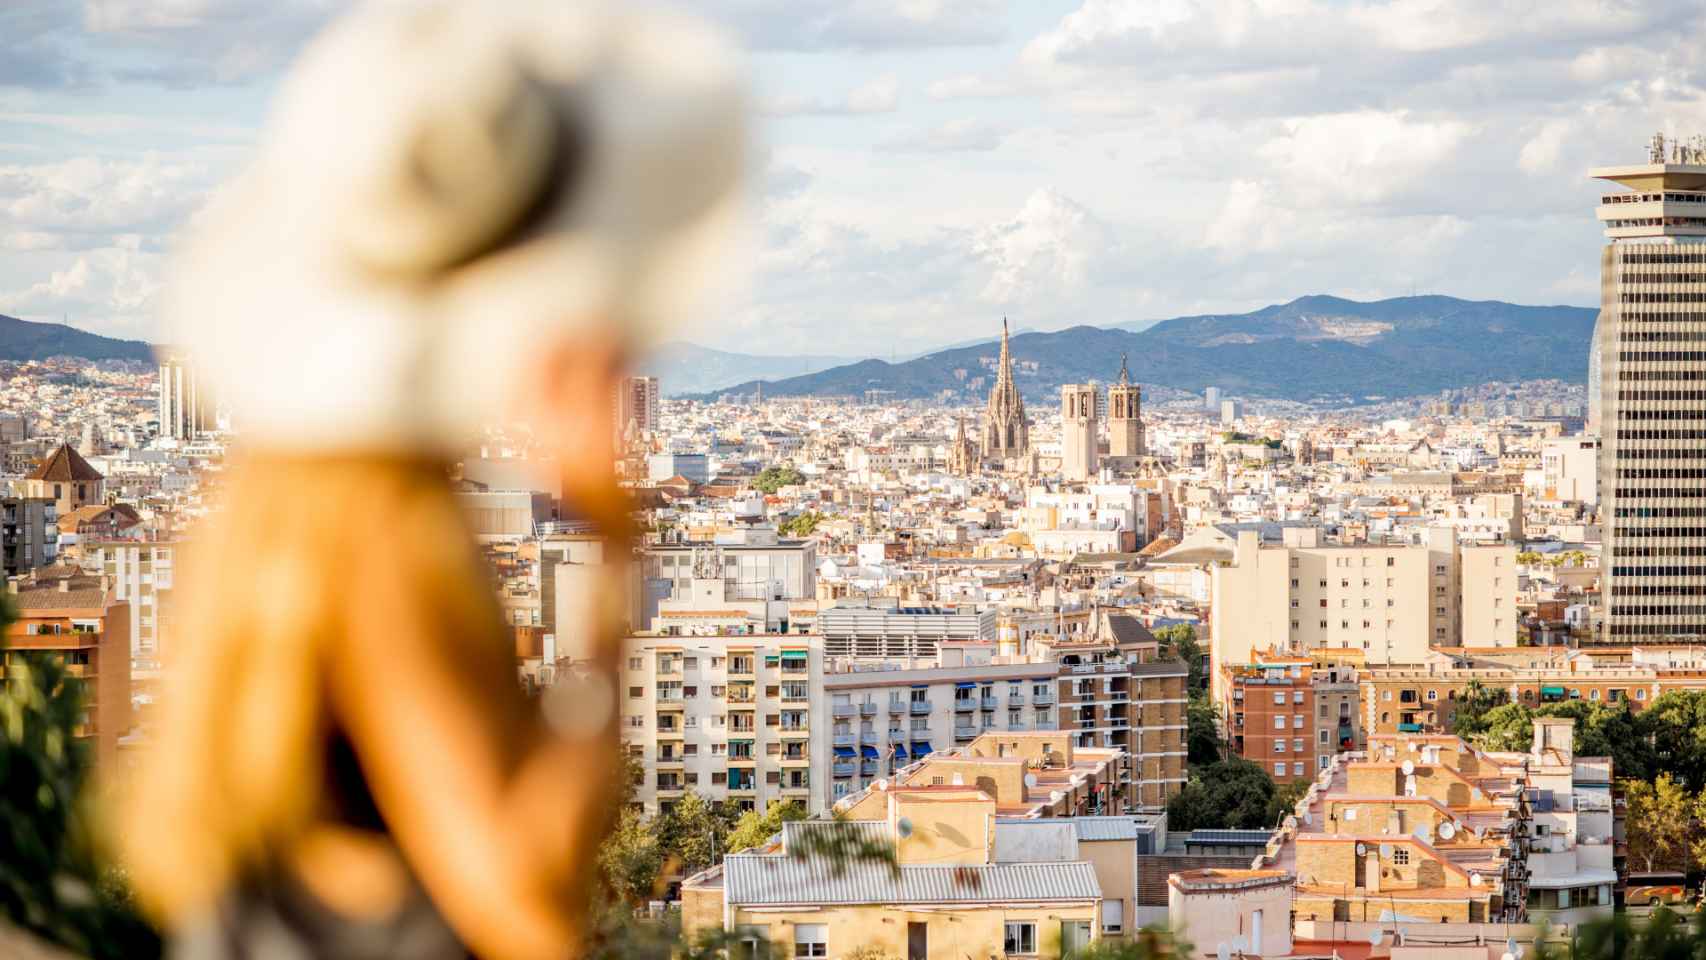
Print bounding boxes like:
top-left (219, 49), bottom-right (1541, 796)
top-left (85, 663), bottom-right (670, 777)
top-left (120, 3), bottom-right (745, 957)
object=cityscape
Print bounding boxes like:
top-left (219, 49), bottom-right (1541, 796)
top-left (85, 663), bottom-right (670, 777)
top-left (4, 3), bottom-right (1706, 960)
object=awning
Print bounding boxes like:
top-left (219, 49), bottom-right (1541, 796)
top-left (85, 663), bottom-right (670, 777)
top-left (834, 746), bottom-right (855, 758)
top-left (911, 741), bottom-right (932, 756)
top-left (1541, 686), bottom-right (1566, 696)
top-left (893, 744), bottom-right (909, 758)
top-left (955, 681), bottom-right (978, 689)
top-left (911, 684), bottom-right (930, 690)
top-left (860, 746), bottom-right (880, 759)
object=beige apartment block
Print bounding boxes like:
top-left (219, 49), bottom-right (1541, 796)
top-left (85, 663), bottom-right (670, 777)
top-left (1210, 527), bottom-right (1517, 703)
top-left (620, 634), bottom-right (826, 816)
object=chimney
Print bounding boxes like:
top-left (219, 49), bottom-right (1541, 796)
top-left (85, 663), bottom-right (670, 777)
top-left (5, 579), bottom-right (16, 595)
top-left (58, 578), bottom-right (70, 593)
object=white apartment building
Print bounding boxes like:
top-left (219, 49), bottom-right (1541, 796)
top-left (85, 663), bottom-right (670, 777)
top-left (85, 540), bottom-right (174, 669)
top-left (642, 532), bottom-right (817, 635)
top-left (1537, 436), bottom-right (1599, 506)
top-left (1520, 718), bottom-right (1616, 925)
top-left (821, 662), bottom-right (1060, 805)
top-left (621, 634), bottom-right (827, 816)
top-left (1211, 526), bottom-right (1518, 701)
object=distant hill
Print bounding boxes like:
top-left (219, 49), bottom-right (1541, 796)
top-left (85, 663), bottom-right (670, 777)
top-left (691, 295), bottom-right (1597, 403)
top-left (636, 341), bottom-right (851, 396)
top-left (0, 314), bottom-right (154, 364)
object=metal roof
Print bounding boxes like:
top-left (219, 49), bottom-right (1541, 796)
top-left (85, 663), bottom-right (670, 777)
top-left (724, 855), bottom-right (1101, 907)
top-left (1070, 816), bottom-right (1143, 842)
top-left (1185, 829), bottom-right (1273, 845)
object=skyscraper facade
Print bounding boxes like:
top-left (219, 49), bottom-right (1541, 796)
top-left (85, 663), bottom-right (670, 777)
top-left (982, 318), bottom-right (1029, 463)
top-left (157, 352), bottom-right (210, 440)
top-left (1594, 142), bottom-right (1706, 641)
top-left (615, 375), bottom-right (661, 444)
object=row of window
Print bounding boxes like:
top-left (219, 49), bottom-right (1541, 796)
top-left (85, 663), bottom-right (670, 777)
top-left (1616, 431), bottom-right (1706, 440)
top-left (1609, 604), bottom-right (1706, 616)
top-left (1611, 586), bottom-right (1706, 596)
top-left (1617, 274), bottom-right (1706, 283)
top-left (1610, 566), bottom-right (1706, 576)
top-left (1614, 392), bottom-right (1706, 403)
top-left (1611, 445), bottom-right (1706, 455)
top-left (1618, 408), bottom-right (1706, 419)
top-left (1615, 469), bottom-right (1706, 478)
top-left (1613, 527), bottom-right (1706, 537)
top-left (1618, 350), bottom-right (1706, 361)
top-left (1615, 507), bottom-right (1706, 517)
top-left (1608, 219), bottom-right (1706, 232)
top-left (1609, 545), bottom-right (1706, 557)
top-left (1618, 330), bottom-right (1706, 342)
top-left (1619, 370), bottom-right (1706, 381)
top-left (1609, 624), bottom-right (1706, 635)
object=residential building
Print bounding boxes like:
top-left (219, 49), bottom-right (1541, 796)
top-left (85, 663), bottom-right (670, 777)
top-left (647, 452), bottom-right (709, 485)
top-left (643, 533), bottom-right (817, 635)
top-left (682, 787), bottom-right (1104, 960)
top-left (819, 600), bottom-right (995, 663)
top-left (1225, 656), bottom-right (1322, 783)
top-left (5, 571), bottom-right (131, 767)
top-left (615, 375), bottom-right (661, 444)
top-left (620, 634), bottom-right (826, 815)
top-left (1592, 150), bottom-right (1706, 641)
top-left (1168, 869), bottom-right (1293, 959)
top-left (1, 496), bottom-right (56, 577)
top-left (84, 540), bottom-right (176, 669)
top-left (1539, 436), bottom-right (1599, 505)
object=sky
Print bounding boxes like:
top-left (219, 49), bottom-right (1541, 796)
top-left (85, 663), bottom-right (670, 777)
top-left (2, 1), bottom-right (1704, 358)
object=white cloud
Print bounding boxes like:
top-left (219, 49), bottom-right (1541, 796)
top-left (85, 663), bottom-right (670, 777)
top-left (0, 247), bottom-right (163, 335)
top-left (927, 73), bottom-right (1024, 100)
top-left (699, 0), bottom-right (1005, 51)
top-left (1253, 111), bottom-right (1473, 206)
top-left (879, 119), bottom-right (1007, 153)
top-left (974, 188), bottom-right (1107, 308)
top-left (763, 75), bottom-right (900, 116)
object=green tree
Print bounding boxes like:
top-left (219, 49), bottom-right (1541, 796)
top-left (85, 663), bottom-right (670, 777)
top-left (725, 800), bottom-right (807, 854)
top-left (597, 806), bottom-right (665, 906)
top-left (1623, 774), bottom-right (1698, 874)
top-left (1166, 757), bottom-right (1277, 832)
top-left (1639, 691), bottom-right (1706, 791)
top-left (1185, 698), bottom-right (1222, 767)
top-left (753, 466), bottom-right (805, 495)
top-left (1264, 781), bottom-right (1310, 828)
top-left (778, 512), bottom-right (822, 537)
top-left (654, 792), bottom-right (740, 875)
top-left (1155, 624), bottom-right (1205, 694)
top-left (1449, 680), bottom-right (1508, 740)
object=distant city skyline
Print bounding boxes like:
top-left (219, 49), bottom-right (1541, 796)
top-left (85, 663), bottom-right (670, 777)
top-left (2, 1), bottom-right (1701, 355)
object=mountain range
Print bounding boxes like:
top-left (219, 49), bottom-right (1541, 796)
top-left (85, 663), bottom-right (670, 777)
top-left (689, 295), bottom-right (1598, 403)
top-left (0, 314), bottom-right (154, 364)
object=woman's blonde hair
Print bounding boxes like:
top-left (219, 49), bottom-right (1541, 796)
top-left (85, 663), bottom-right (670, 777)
top-left (120, 456), bottom-right (525, 921)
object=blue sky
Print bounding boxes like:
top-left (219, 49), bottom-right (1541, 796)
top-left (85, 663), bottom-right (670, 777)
top-left (2, 0), bottom-right (1703, 357)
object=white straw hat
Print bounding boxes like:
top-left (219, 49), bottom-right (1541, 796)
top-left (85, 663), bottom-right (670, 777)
top-left (165, 0), bottom-right (747, 452)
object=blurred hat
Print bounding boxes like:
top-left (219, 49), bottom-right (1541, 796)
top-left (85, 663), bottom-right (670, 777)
top-left (167, 0), bottom-right (746, 452)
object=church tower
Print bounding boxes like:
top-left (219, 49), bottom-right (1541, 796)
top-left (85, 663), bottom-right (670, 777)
top-left (948, 414), bottom-right (978, 476)
top-left (1107, 354), bottom-right (1145, 464)
top-left (1060, 383), bottom-right (1099, 481)
top-left (982, 318), bottom-right (1029, 464)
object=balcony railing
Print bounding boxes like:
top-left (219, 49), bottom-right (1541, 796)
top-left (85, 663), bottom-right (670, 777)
top-left (887, 700), bottom-right (906, 713)
top-left (833, 733), bottom-right (855, 747)
top-left (833, 704), bottom-right (855, 718)
top-left (860, 702), bottom-right (878, 716)
top-left (910, 702), bottom-right (931, 714)
top-left (888, 729), bottom-right (908, 743)
top-left (954, 699), bottom-right (976, 713)
top-left (861, 760), bottom-right (881, 776)
top-left (833, 761), bottom-right (856, 778)
top-left (954, 725), bottom-right (977, 740)
top-left (860, 731), bottom-right (881, 745)
top-left (1033, 692), bottom-right (1056, 706)
top-left (981, 696), bottom-right (1000, 710)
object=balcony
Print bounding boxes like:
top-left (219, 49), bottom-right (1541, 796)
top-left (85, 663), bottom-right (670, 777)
top-left (833, 761), bottom-right (856, 778)
top-left (780, 660), bottom-right (808, 676)
top-left (727, 780), bottom-right (757, 793)
top-left (1033, 691), bottom-right (1056, 706)
top-left (779, 725), bottom-right (810, 739)
top-left (782, 782), bottom-right (811, 794)
top-left (954, 699), bottom-right (976, 713)
top-left (910, 701), bottom-right (931, 715)
top-left (887, 700), bottom-right (906, 714)
top-left (860, 731), bottom-right (882, 746)
top-left (981, 696), bottom-right (1000, 711)
top-left (954, 725), bottom-right (978, 741)
top-left (726, 753), bottom-right (757, 766)
top-left (860, 702), bottom-right (878, 717)
top-left (888, 729), bottom-right (909, 743)
top-left (780, 752), bottom-right (810, 766)
top-left (833, 704), bottom-right (856, 719)
top-left (833, 733), bottom-right (856, 748)
top-left (727, 660), bottom-right (755, 678)
top-left (861, 760), bottom-right (881, 776)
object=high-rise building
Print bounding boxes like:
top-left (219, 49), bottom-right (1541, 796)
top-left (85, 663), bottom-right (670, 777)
top-left (157, 351), bottom-right (211, 440)
top-left (1593, 140), bottom-right (1706, 641)
top-left (1204, 385), bottom-right (1221, 412)
top-left (1059, 382), bottom-right (1099, 481)
top-left (615, 375), bottom-right (661, 445)
top-left (1107, 354), bottom-right (1145, 464)
top-left (1220, 398), bottom-right (1243, 425)
top-left (982, 318), bottom-right (1029, 464)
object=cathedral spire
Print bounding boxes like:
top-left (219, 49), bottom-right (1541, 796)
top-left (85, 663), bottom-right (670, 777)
top-left (1117, 353), bottom-right (1130, 386)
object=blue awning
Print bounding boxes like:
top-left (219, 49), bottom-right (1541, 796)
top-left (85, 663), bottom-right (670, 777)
top-left (834, 746), bottom-right (855, 757)
top-left (911, 684), bottom-right (930, 689)
top-left (955, 681), bottom-right (978, 689)
top-left (860, 746), bottom-right (880, 759)
top-left (893, 744), bottom-right (909, 757)
top-left (911, 741), bottom-right (932, 756)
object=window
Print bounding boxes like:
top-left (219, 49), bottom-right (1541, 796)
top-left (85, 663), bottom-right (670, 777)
top-left (628, 686), bottom-right (644, 699)
top-left (1637, 689), bottom-right (1648, 701)
top-left (627, 657), bottom-right (644, 671)
top-left (1293, 738), bottom-right (1303, 752)
top-left (1319, 730), bottom-right (1329, 745)
top-left (1275, 762), bottom-right (1286, 776)
top-left (1004, 922), bottom-right (1037, 956)
top-left (1386, 557), bottom-right (1395, 567)
top-left (1293, 690), bottom-right (1304, 704)
top-left (1392, 847), bottom-right (1410, 865)
top-left (1294, 714), bottom-right (1304, 728)
top-left (1293, 762), bottom-right (1304, 776)
top-left (1274, 692), bottom-right (1286, 705)
top-left (683, 657), bottom-right (698, 669)
top-left (1274, 716), bottom-right (1286, 729)
top-left (1426, 690), bottom-right (1437, 701)
top-left (1274, 740), bottom-right (1286, 753)
top-left (792, 924), bottom-right (827, 957)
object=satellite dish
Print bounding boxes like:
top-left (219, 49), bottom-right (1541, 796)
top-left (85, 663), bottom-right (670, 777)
top-left (1438, 821), bottom-right (1457, 840)
top-left (1469, 871), bottom-right (1482, 886)
top-left (1217, 943), bottom-right (1230, 960)
top-left (1506, 939), bottom-right (1519, 957)
top-left (1024, 773), bottom-right (1039, 789)
top-left (1413, 825), bottom-right (1431, 844)
top-left (1400, 759), bottom-right (1416, 775)
top-left (1379, 843), bottom-right (1394, 859)
top-left (1303, 812), bottom-right (1313, 826)
top-left (895, 817), bottom-right (914, 839)
top-left (1356, 842), bottom-right (1367, 856)
top-left (1408, 742), bottom-right (1419, 752)
top-left (1370, 930), bottom-right (1385, 946)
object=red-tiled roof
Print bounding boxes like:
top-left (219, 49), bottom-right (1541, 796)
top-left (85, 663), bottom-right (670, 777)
top-left (26, 444), bottom-right (103, 483)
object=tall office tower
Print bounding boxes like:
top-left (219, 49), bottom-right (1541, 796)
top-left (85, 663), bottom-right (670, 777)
top-left (614, 375), bottom-right (661, 444)
top-left (1204, 385), bottom-right (1221, 412)
top-left (982, 318), bottom-right (1029, 463)
top-left (156, 351), bottom-right (210, 440)
top-left (1586, 312), bottom-right (1604, 434)
top-left (1059, 383), bottom-right (1099, 481)
top-left (1595, 136), bottom-right (1706, 642)
top-left (1107, 354), bottom-right (1145, 459)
